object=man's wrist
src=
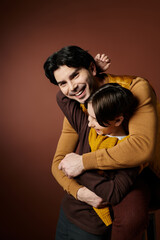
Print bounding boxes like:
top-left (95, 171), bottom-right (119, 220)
top-left (82, 151), bottom-right (98, 170)
top-left (80, 156), bottom-right (85, 172)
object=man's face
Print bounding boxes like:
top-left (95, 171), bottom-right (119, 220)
top-left (54, 65), bottom-right (95, 103)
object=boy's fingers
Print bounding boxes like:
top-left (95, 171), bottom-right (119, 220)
top-left (95, 53), bottom-right (100, 60)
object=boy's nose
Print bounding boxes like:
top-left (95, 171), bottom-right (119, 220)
top-left (88, 121), bottom-right (91, 127)
top-left (88, 118), bottom-right (94, 128)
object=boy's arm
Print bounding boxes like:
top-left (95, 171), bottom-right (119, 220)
top-left (77, 167), bottom-right (139, 206)
top-left (94, 53), bottom-right (111, 72)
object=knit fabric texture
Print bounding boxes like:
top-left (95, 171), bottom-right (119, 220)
top-left (89, 128), bottom-right (128, 227)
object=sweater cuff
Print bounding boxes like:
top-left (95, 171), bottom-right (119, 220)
top-left (82, 151), bottom-right (99, 170)
top-left (68, 181), bottom-right (83, 199)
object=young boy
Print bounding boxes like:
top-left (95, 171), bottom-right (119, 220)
top-left (86, 83), bottom-right (140, 226)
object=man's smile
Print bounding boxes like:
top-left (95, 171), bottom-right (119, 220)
top-left (75, 87), bottom-right (87, 99)
top-left (75, 89), bottom-right (84, 96)
top-left (69, 85), bottom-right (87, 99)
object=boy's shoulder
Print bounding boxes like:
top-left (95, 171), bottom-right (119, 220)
top-left (106, 74), bottom-right (136, 89)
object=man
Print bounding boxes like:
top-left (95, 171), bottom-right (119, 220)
top-left (44, 46), bottom-right (159, 240)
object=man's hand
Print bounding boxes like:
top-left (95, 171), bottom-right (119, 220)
top-left (77, 187), bottom-right (108, 208)
top-left (58, 153), bottom-right (84, 178)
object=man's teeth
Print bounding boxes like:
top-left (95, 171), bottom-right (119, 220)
top-left (75, 90), bottom-right (83, 96)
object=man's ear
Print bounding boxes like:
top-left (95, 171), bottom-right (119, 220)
top-left (114, 116), bottom-right (124, 127)
top-left (89, 62), bottom-right (97, 76)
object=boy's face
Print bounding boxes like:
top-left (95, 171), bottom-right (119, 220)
top-left (87, 102), bottom-right (120, 136)
top-left (54, 65), bottom-right (96, 103)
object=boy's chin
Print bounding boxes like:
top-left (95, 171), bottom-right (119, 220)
top-left (96, 130), bottom-right (103, 135)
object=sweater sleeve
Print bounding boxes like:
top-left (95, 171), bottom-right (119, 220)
top-left (51, 117), bottom-right (83, 198)
top-left (82, 77), bottom-right (158, 170)
top-left (77, 167), bottom-right (139, 205)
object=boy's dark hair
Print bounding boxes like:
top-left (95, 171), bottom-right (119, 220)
top-left (88, 83), bottom-right (138, 127)
top-left (43, 45), bottom-right (98, 85)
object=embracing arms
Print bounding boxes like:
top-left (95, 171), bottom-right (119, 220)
top-left (52, 115), bottom-right (140, 206)
top-left (52, 117), bottom-right (112, 207)
top-left (60, 77), bottom-right (157, 177)
top-left (52, 64), bottom-right (157, 204)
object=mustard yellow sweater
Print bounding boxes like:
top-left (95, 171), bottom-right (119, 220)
top-left (52, 75), bottom-right (158, 199)
top-left (89, 128), bottom-right (129, 227)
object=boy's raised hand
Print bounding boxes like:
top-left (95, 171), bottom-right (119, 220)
top-left (95, 53), bottom-right (111, 72)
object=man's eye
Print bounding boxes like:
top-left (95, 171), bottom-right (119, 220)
top-left (74, 72), bottom-right (79, 78)
top-left (59, 82), bottom-right (66, 87)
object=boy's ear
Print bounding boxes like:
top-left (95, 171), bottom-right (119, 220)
top-left (89, 62), bottom-right (97, 76)
top-left (114, 116), bottom-right (124, 127)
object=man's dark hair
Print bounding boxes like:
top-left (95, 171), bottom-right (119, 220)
top-left (88, 83), bottom-right (138, 128)
top-left (43, 45), bottom-right (98, 85)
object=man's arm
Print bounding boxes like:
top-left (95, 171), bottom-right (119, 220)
top-left (52, 117), bottom-right (107, 207)
top-left (51, 117), bottom-right (81, 198)
top-left (52, 92), bottom-right (89, 198)
top-left (60, 77), bottom-right (157, 177)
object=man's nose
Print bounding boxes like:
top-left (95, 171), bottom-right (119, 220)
top-left (68, 81), bottom-right (77, 91)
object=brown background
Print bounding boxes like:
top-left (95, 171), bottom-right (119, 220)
top-left (1, 0), bottom-right (160, 239)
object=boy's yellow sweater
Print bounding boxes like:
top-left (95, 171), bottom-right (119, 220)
top-left (89, 128), bottom-right (128, 227)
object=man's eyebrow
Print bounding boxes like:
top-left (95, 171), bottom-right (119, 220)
top-left (57, 80), bottom-right (65, 85)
